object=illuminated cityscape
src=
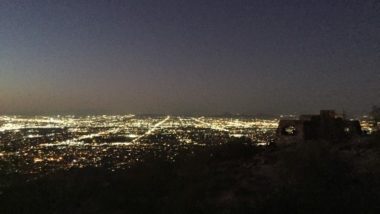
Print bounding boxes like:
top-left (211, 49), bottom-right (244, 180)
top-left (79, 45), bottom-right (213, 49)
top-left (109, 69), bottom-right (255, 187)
top-left (0, 115), bottom-right (278, 174)
top-left (1, 0), bottom-right (379, 212)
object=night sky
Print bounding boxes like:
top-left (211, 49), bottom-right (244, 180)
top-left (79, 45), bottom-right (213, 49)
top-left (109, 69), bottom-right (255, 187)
top-left (1, 0), bottom-right (379, 115)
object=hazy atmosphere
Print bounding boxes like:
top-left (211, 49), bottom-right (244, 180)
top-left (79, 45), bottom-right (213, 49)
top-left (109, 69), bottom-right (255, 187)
top-left (1, 0), bottom-right (379, 115)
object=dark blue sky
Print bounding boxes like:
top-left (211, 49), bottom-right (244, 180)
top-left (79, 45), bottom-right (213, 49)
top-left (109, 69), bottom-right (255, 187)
top-left (0, 0), bottom-right (379, 115)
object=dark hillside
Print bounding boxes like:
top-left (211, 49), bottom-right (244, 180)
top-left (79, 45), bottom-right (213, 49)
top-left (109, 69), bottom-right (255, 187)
top-left (1, 135), bottom-right (380, 213)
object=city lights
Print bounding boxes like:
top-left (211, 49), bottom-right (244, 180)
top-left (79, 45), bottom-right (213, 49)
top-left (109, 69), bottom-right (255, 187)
top-left (0, 115), bottom-right (278, 175)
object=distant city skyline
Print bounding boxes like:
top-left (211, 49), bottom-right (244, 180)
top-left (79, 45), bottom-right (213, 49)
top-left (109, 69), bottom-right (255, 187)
top-left (1, 0), bottom-right (379, 115)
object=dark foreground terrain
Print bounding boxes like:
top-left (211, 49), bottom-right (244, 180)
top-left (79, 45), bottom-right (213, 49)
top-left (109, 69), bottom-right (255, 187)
top-left (1, 134), bottom-right (380, 214)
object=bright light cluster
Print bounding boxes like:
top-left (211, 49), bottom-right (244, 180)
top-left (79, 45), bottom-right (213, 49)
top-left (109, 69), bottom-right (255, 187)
top-left (0, 115), bottom-right (278, 175)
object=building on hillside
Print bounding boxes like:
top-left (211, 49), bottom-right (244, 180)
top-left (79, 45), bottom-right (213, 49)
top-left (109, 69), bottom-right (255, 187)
top-left (277, 110), bottom-right (362, 143)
